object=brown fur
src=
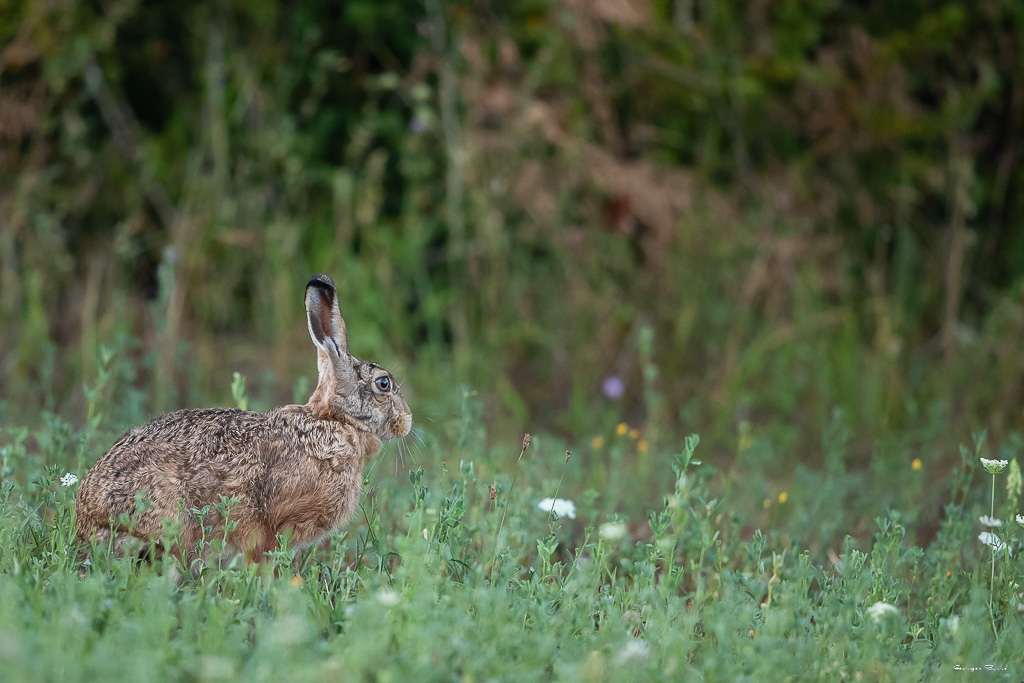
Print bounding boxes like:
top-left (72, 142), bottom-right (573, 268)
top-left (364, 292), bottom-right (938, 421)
top-left (75, 274), bottom-right (411, 570)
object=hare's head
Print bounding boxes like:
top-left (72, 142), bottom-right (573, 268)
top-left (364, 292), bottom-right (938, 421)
top-left (304, 274), bottom-right (412, 439)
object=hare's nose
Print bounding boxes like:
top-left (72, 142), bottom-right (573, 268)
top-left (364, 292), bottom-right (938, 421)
top-left (390, 413), bottom-right (412, 438)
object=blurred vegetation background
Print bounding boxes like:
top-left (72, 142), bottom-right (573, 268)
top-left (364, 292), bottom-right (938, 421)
top-left (2, 0), bottom-right (1024, 491)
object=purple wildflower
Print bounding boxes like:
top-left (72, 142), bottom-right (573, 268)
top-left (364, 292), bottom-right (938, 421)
top-left (602, 376), bottom-right (624, 399)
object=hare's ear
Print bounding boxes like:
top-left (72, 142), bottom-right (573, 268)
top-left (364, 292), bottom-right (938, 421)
top-left (305, 274), bottom-right (349, 358)
top-left (305, 275), bottom-right (358, 410)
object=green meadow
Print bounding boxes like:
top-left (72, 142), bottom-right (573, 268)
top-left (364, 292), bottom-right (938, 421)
top-left (3, 0), bottom-right (1024, 680)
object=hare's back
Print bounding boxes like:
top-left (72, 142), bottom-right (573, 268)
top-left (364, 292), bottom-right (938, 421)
top-left (78, 408), bottom-right (270, 520)
top-left (105, 407), bottom-right (269, 464)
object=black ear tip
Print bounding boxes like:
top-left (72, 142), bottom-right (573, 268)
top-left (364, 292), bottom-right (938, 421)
top-left (307, 273), bottom-right (336, 292)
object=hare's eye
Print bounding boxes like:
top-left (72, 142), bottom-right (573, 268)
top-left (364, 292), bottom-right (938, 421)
top-left (374, 376), bottom-right (391, 393)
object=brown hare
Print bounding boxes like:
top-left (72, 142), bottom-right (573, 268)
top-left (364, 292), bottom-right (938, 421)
top-left (75, 274), bottom-right (412, 573)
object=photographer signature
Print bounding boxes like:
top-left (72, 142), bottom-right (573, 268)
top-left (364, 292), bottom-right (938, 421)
top-left (953, 664), bottom-right (1008, 672)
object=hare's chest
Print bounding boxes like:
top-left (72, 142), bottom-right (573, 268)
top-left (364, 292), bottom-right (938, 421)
top-left (315, 455), bottom-right (365, 522)
top-left (262, 451), bottom-right (365, 549)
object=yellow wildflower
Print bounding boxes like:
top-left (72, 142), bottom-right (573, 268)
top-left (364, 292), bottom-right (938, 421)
top-left (592, 436), bottom-right (605, 449)
top-left (628, 428), bottom-right (640, 440)
top-left (911, 458), bottom-right (922, 471)
top-left (616, 423), bottom-right (628, 436)
top-left (637, 440), bottom-right (648, 453)
top-left (778, 491), bottom-right (788, 504)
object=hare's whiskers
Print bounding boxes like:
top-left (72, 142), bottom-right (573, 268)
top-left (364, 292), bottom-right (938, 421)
top-left (404, 441), bottom-right (418, 467)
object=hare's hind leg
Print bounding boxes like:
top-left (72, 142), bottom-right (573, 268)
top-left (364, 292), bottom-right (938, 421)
top-left (75, 527), bottom-right (112, 577)
top-left (76, 527), bottom-right (150, 576)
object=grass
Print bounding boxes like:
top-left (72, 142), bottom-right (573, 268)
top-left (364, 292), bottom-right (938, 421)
top-left (1, 353), bottom-right (1023, 681)
top-left (5, 2), bottom-right (1024, 677)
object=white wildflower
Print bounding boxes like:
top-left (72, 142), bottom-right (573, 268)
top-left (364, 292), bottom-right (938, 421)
top-left (979, 532), bottom-right (1008, 552)
top-left (980, 458), bottom-right (1009, 474)
top-left (656, 537), bottom-right (675, 556)
top-left (866, 601), bottom-right (898, 623)
top-left (1016, 514), bottom-right (1024, 529)
top-left (199, 656), bottom-right (235, 680)
top-left (375, 588), bottom-right (400, 607)
top-left (599, 521), bottom-right (628, 542)
top-left (979, 515), bottom-right (1003, 527)
top-left (60, 473), bottom-right (78, 487)
top-left (615, 639), bottom-right (650, 664)
top-left (537, 498), bottom-right (577, 520)
top-left (267, 615), bottom-right (312, 646)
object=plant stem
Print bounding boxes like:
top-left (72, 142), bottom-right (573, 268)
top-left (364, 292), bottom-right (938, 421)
top-left (488, 434), bottom-right (530, 581)
top-left (990, 472), bottom-right (998, 639)
top-left (547, 451), bottom-right (571, 520)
